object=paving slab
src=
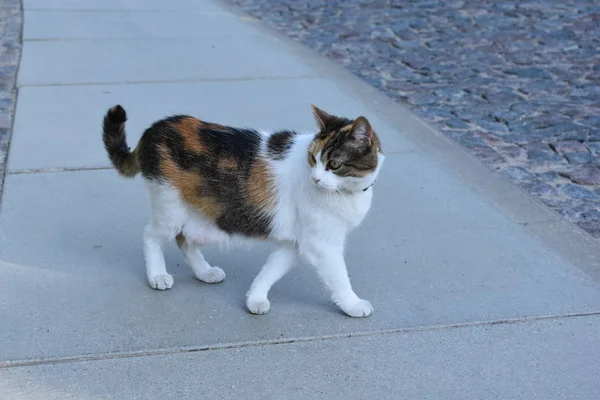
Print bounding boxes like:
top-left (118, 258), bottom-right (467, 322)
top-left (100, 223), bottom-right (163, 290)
top-left (24, 0), bottom-right (225, 11)
top-left (24, 10), bottom-right (246, 40)
top-left (18, 35), bottom-right (317, 87)
top-left (1, 152), bottom-right (599, 362)
top-left (1, 316), bottom-right (599, 399)
top-left (7, 79), bottom-right (415, 171)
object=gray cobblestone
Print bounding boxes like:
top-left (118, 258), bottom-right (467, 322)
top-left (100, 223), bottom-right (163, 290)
top-left (525, 143), bottom-right (565, 164)
top-left (0, 0), bottom-right (21, 198)
top-left (561, 184), bottom-right (598, 200)
top-left (565, 152), bottom-right (596, 165)
top-left (587, 143), bottom-right (600, 157)
top-left (230, 0), bottom-right (600, 237)
top-left (561, 165), bottom-right (600, 186)
top-left (521, 180), bottom-right (561, 197)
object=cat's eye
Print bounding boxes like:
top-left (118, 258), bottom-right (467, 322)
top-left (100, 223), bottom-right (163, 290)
top-left (327, 160), bottom-right (341, 170)
top-left (309, 153), bottom-right (317, 164)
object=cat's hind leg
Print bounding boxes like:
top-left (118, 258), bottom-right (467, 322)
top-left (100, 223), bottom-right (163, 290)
top-left (144, 223), bottom-right (173, 290)
top-left (176, 234), bottom-right (225, 284)
top-left (246, 245), bottom-right (297, 315)
top-left (143, 180), bottom-right (184, 290)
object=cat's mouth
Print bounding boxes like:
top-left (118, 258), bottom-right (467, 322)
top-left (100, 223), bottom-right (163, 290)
top-left (314, 182), bottom-right (329, 190)
top-left (314, 182), bottom-right (341, 193)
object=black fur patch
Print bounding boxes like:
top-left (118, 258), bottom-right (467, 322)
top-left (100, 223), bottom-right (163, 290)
top-left (137, 117), bottom-right (183, 179)
top-left (102, 105), bottom-right (140, 177)
top-left (267, 130), bottom-right (296, 160)
top-left (107, 105), bottom-right (127, 124)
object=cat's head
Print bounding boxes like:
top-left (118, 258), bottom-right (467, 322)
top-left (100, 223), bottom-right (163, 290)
top-left (307, 105), bottom-right (384, 193)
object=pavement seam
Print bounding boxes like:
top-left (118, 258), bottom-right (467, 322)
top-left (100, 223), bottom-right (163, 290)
top-left (2, 311), bottom-right (598, 370)
top-left (8, 166), bottom-right (113, 175)
top-left (18, 75), bottom-right (322, 88)
top-left (25, 9), bottom-right (229, 13)
top-left (25, 36), bottom-right (254, 42)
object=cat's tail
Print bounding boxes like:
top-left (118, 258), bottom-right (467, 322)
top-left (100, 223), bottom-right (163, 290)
top-left (102, 105), bottom-right (140, 178)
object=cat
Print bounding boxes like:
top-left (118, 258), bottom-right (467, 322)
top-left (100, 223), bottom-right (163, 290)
top-left (102, 104), bottom-right (384, 317)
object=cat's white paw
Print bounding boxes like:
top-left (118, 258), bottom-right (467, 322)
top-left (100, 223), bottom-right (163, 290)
top-left (148, 274), bottom-right (174, 290)
top-left (247, 297), bottom-right (271, 315)
top-left (196, 267), bottom-right (226, 283)
top-left (340, 299), bottom-right (374, 318)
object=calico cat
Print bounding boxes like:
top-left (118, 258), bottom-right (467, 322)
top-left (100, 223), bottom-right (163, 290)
top-left (102, 104), bottom-right (384, 317)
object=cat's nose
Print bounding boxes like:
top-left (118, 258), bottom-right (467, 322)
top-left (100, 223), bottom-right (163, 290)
top-left (312, 177), bottom-right (320, 184)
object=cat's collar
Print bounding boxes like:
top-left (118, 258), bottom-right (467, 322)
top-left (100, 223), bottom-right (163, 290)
top-left (362, 180), bottom-right (375, 192)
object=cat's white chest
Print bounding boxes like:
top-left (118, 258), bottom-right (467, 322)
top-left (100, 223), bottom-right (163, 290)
top-left (321, 189), bottom-right (373, 230)
top-left (344, 190), bottom-right (373, 228)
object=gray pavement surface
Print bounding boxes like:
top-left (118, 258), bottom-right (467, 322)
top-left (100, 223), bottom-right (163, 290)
top-left (229, 0), bottom-right (600, 238)
top-left (2, 316), bottom-right (600, 399)
top-left (1, 1), bottom-right (600, 399)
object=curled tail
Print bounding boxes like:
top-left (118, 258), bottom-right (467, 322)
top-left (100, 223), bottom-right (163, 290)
top-left (102, 105), bottom-right (140, 178)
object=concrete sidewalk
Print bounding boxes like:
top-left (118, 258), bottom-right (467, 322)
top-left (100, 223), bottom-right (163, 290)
top-left (1, 0), bottom-right (599, 398)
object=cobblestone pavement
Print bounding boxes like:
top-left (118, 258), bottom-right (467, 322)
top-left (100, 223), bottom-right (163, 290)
top-left (0, 0), bottom-right (21, 197)
top-left (230, 0), bottom-right (600, 238)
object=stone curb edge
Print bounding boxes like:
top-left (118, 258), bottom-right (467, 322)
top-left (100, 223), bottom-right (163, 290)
top-left (0, 0), bottom-right (22, 206)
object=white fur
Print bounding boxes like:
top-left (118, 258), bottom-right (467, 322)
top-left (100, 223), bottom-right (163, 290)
top-left (142, 133), bottom-right (384, 318)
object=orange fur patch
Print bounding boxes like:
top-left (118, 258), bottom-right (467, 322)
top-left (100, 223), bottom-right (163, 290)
top-left (246, 158), bottom-right (275, 213)
top-left (175, 233), bottom-right (186, 248)
top-left (172, 117), bottom-right (205, 154)
top-left (340, 124), bottom-right (354, 133)
top-left (158, 145), bottom-right (222, 221)
top-left (218, 157), bottom-right (238, 170)
top-left (308, 137), bottom-right (328, 163)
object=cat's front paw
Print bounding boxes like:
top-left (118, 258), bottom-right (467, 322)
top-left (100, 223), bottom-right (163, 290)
top-left (196, 266), bottom-right (226, 284)
top-left (340, 299), bottom-right (374, 318)
top-left (148, 274), bottom-right (174, 290)
top-left (247, 297), bottom-right (271, 315)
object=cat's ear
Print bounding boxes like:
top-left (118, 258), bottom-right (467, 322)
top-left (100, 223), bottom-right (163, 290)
top-left (350, 116), bottom-right (373, 145)
top-left (310, 104), bottom-right (335, 132)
